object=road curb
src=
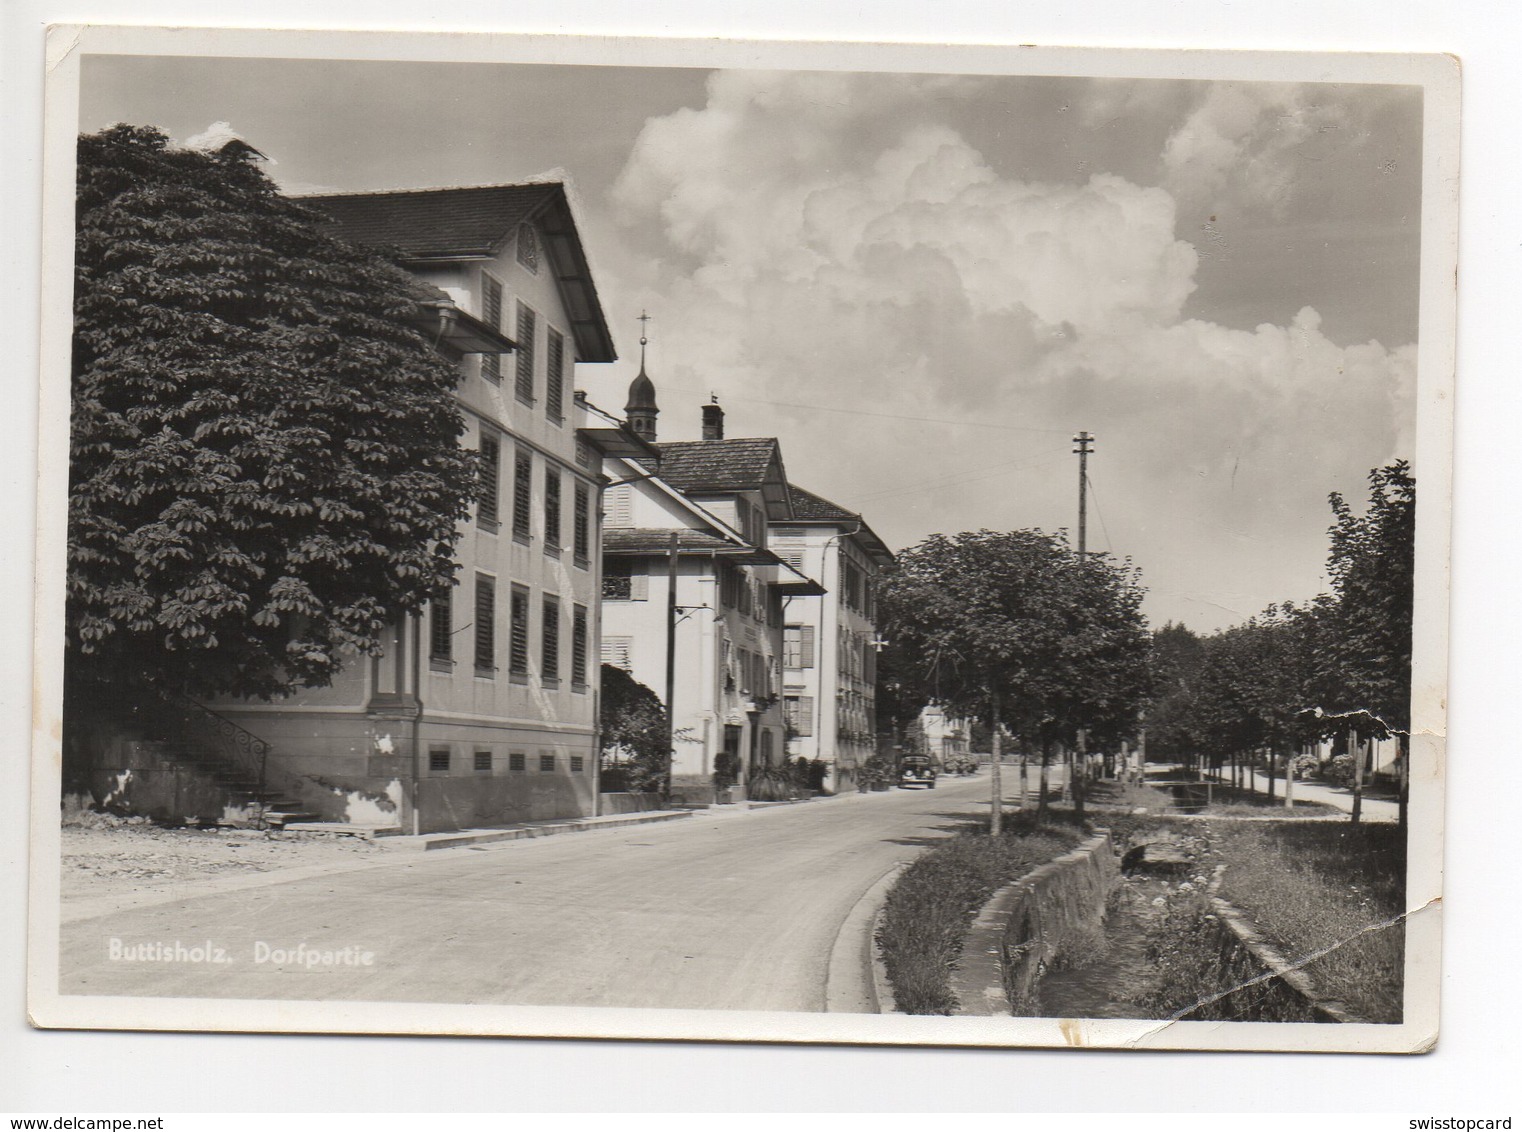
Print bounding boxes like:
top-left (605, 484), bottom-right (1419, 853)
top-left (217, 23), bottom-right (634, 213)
top-left (825, 861), bottom-right (904, 1014)
top-left (384, 809), bottom-right (693, 851)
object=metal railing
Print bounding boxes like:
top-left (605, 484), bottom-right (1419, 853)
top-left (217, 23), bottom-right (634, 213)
top-left (150, 684), bottom-right (273, 829)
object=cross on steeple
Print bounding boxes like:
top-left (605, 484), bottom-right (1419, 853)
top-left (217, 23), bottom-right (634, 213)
top-left (625, 310), bottom-right (659, 442)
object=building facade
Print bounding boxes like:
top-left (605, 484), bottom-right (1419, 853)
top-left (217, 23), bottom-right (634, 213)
top-left (210, 184), bottom-right (648, 833)
top-left (769, 487), bottom-right (894, 791)
top-left (599, 396), bottom-right (823, 799)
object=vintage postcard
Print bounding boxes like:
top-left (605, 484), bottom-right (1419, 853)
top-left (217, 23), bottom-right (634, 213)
top-left (29, 25), bottom-right (1457, 1053)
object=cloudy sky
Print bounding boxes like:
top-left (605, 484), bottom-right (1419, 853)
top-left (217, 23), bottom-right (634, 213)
top-left (79, 55), bottom-right (1424, 632)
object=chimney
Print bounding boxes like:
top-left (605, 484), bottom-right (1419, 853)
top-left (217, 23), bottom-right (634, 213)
top-left (702, 398), bottom-right (725, 441)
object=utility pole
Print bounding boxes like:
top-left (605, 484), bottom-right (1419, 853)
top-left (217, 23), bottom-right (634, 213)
top-left (663, 530), bottom-right (679, 802)
top-left (1073, 431), bottom-right (1094, 560)
top-left (1072, 430), bottom-right (1094, 804)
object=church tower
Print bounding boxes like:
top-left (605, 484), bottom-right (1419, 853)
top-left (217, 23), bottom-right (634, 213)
top-left (625, 311), bottom-right (659, 442)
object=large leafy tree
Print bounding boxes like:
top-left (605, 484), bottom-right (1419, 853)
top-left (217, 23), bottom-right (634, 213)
top-left (68, 125), bottom-right (478, 704)
top-left (598, 665), bottom-right (670, 793)
top-left (877, 529), bottom-right (1149, 827)
top-left (1325, 462), bottom-right (1416, 736)
top-left (1325, 461), bottom-right (1416, 824)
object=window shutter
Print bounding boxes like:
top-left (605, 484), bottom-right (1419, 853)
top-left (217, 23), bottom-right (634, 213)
top-left (478, 434), bottom-right (500, 526)
top-left (544, 468), bottom-right (562, 552)
top-left (606, 485), bottom-right (633, 527)
top-left (509, 586), bottom-right (530, 676)
top-left (473, 577), bottom-right (495, 673)
top-left (481, 273), bottom-right (503, 382)
top-left (798, 696), bottom-right (815, 737)
top-left (430, 589), bottom-right (453, 662)
top-left (571, 605), bottom-right (588, 685)
top-left (630, 572), bottom-right (649, 601)
top-left (546, 329), bottom-right (566, 420)
top-left (513, 452), bottom-right (533, 539)
top-left (601, 636), bottom-right (632, 671)
top-left (800, 625), bottom-right (815, 668)
top-left (515, 304), bottom-right (537, 403)
top-left (541, 596), bottom-right (560, 681)
top-left (574, 483), bottom-right (591, 564)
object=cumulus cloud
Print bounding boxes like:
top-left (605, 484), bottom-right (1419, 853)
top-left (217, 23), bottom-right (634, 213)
top-left (1160, 83), bottom-right (1351, 215)
top-left (596, 70), bottom-right (1416, 630)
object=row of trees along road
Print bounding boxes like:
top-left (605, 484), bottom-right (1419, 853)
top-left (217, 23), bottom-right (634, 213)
top-left (1145, 462), bottom-right (1416, 826)
top-left (876, 530), bottom-right (1150, 832)
top-left (67, 126), bottom-right (480, 742)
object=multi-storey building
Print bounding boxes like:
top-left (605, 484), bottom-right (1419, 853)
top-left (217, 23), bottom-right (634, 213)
top-left (769, 487), bottom-right (894, 791)
top-left (209, 183), bottom-right (649, 833)
top-left (599, 388), bottom-right (822, 798)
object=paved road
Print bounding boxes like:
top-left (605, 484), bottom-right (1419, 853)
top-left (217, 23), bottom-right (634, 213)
top-left (1209, 767), bottom-right (1400, 821)
top-left (60, 774), bottom-right (1012, 1012)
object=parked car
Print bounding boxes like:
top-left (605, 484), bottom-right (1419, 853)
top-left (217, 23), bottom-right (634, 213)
top-left (898, 754), bottom-right (938, 789)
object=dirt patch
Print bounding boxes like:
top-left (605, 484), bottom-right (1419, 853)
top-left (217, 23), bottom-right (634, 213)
top-left (60, 813), bottom-right (386, 901)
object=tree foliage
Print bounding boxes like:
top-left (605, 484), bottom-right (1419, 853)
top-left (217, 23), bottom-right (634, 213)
top-left (1325, 461), bottom-right (1416, 734)
top-left (877, 529), bottom-right (1150, 752)
top-left (598, 664), bottom-right (669, 792)
top-left (68, 125), bottom-right (478, 701)
top-left (1142, 461), bottom-right (1415, 785)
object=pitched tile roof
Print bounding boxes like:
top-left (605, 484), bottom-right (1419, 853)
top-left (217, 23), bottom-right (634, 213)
top-left (298, 183), bottom-right (616, 363)
top-left (650, 438), bottom-right (781, 494)
top-left (300, 184), bottom-right (562, 259)
top-left (602, 528), bottom-right (779, 565)
top-left (786, 482), bottom-right (896, 566)
top-left (787, 483), bottom-right (860, 522)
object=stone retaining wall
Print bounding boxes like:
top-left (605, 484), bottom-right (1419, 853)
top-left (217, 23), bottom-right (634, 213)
top-left (951, 830), bottom-right (1118, 1016)
top-left (1185, 867), bottom-right (1365, 1024)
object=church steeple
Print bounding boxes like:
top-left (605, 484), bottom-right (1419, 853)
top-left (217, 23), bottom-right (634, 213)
top-left (625, 310), bottom-right (659, 442)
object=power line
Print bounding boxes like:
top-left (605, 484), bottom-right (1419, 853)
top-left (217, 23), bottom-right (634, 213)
top-left (849, 452), bottom-right (1067, 505)
top-left (653, 381), bottom-right (1071, 436)
top-left (1086, 472), bottom-right (1114, 554)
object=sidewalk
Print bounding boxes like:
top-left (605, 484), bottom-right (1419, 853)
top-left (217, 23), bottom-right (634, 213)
top-left (1210, 768), bottom-right (1399, 822)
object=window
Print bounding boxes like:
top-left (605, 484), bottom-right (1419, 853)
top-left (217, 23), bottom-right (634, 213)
top-left (480, 272), bottom-right (503, 382)
top-left (571, 605), bottom-right (589, 688)
top-left (473, 576), bottom-right (495, 675)
top-left (546, 328), bottom-right (566, 421)
top-left (541, 595), bottom-right (560, 683)
top-left (512, 451), bottom-right (532, 541)
top-left (602, 558), bottom-right (647, 600)
top-left (785, 695), bottom-right (815, 737)
top-left (510, 585), bottom-right (530, 680)
top-left (573, 483), bottom-right (591, 567)
top-left (515, 303), bottom-right (537, 404)
top-left (783, 625), bottom-right (815, 669)
top-left (508, 751), bottom-right (526, 773)
top-left (477, 433), bottom-right (500, 529)
top-left (539, 753), bottom-right (556, 773)
top-left (429, 747), bottom-right (451, 773)
top-left (842, 559), bottom-right (864, 612)
top-left (718, 562), bottom-right (738, 609)
top-left (605, 485), bottom-right (632, 527)
top-left (430, 588), bottom-right (453, 665)
top-left (601, 636), bottom-right (632, 672)
top-left (570, 755), bottom-right (585, 773)
top-left (543, 469), bottom-right (561, 556)
top-left (474, 750), bottom-right (492, 772)
top-left (779, 549), bottom-right (805, 570)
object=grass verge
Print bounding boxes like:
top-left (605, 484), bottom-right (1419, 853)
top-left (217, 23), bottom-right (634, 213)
top-left (1134, 819), bottom-right (1406, 1022)
top-left (877, 811), bottom-right (1083, 1015)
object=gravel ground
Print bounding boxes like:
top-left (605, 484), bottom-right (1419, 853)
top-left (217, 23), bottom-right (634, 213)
top-left (60, 812), bottom-right (386, 901)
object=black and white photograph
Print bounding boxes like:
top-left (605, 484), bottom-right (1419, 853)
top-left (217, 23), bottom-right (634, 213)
top-left (27, 26), bottom-right (1456, 1055)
